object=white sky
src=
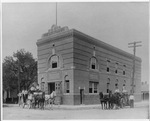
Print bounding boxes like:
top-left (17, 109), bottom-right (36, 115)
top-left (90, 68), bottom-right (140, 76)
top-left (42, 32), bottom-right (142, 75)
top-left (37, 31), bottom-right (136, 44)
top-left (2, 2), bottom-right (149, 83)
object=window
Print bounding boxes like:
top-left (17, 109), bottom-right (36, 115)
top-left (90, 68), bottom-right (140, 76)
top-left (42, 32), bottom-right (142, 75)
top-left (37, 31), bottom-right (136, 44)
top-left (90, 57), bottom-right (97, 70)
top-left (52, 62), bottom-right (57, 68)
top-left (55, 83), bottom-right (60, 90)
top-left (89, 82), bottom-right (98, 93)
top-left (107, 83), bottom-right (110, 93)
top-left (64, 76), bottom-right (70, 93)
top-left (89, 82), bottom-right (92, 93)
top-left (94, 83), bottom-right (98, 93)
top-left (107, 60), bottom-right (110, 72)
top-left (115, 79), bottom-right (118, 88)
top-left (115, 83), bottom-right (118, 87)
top-left (123, 65), bottom-right (126, 75)
top-left (65, 80), bottom-right (70, 93)
top-left (107, 67), bottom-right (109, 72)
top-left (49, 55), bottom-right (59, 69)
top-left (115, 63), bottom-right (118, 74)
top-left (107, 78), bottom-right (110, 93)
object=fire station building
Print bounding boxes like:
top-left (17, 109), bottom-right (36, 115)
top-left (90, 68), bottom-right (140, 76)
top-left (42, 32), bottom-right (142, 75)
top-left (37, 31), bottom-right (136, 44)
top-left (36, 25), bottom-right (141, 105)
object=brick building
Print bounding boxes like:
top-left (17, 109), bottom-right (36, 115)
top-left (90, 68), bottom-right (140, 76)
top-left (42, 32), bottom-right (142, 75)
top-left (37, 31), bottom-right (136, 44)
top-left (36, 25), bottom-right (141, 105)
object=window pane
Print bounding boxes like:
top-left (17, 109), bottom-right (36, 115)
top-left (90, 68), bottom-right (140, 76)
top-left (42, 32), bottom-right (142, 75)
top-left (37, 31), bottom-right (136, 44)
top-left (92, 64), bottom-right (95, 69)
top-left (65, 80), bottom-right (70, 93)
top-left (52, 62), bottom-right (57, 68)
top-left (89, 82), bottom-right (93, 93)
top-left (50, 55), bottom-right (59, 68)
top-left (107, 89), bottom-right (109, 93)
top-left (115, 70), bottom-right (117, 73)
top-left (91, 57), bottom-right (97, 69)
top-left (66, 90), bottom-right (70, 93)
top-left (107, 67), bottom-right (109, 72)
top-left (94, 83), bottom-right (98, 93)
top-left (89, 88), bottom-right (92, 93)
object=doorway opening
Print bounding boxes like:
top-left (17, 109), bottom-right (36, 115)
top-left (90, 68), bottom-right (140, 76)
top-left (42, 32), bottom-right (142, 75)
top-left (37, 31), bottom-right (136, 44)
top-left (80, 89), bottom-right (84, 104)
top-left (48, 82), bottom-right (55, 94)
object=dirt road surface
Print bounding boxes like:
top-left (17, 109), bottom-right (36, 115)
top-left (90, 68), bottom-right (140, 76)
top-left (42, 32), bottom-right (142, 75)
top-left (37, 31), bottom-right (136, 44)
top-left (2, 101), bottom-right (149, 119)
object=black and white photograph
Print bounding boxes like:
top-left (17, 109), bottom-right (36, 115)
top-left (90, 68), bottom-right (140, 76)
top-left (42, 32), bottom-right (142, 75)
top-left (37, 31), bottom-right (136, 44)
top-left (1, 0), bottom-right (149, 120)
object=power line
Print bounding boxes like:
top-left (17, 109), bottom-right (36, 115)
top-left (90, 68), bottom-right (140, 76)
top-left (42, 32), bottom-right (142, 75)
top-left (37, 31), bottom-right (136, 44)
top-left (128, 41), bottom-right (142, 94)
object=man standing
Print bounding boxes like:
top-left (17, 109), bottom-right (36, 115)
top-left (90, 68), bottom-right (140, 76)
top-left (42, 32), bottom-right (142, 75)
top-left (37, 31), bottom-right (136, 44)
top-left (129, 93), bottom-right (134, 108)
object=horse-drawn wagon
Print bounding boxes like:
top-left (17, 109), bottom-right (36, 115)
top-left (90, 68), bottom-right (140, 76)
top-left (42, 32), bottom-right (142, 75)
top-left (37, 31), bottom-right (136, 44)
top-left (18, 90), bottom-right (57, 110)
top-left (99, 91), bottom-right (130, 110)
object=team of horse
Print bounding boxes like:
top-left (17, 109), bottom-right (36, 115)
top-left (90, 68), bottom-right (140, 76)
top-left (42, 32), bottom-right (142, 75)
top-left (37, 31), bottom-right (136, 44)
top-left (99, 91), bottom-right (129, 110)
top-left (18, 90), bottom-right (57, 110)
top-left (18, 89), bottom-right (129, 110)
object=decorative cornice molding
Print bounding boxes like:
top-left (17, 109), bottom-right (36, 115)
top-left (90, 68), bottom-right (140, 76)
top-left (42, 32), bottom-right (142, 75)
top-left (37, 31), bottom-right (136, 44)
top-left (36, 25), bottom-right (73, 46)
top-left (42, 24), bottom-right (69, 38)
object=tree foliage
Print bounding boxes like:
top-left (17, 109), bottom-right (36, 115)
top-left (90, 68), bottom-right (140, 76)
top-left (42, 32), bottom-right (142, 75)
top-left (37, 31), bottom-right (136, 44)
top-left (3, 49), bottom-right (37, 92)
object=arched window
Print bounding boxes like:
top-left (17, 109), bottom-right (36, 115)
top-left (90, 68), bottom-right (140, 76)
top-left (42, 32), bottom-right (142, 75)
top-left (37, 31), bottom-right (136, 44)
top-left (64, 75), bottom-right (70, 93)
top-left (90, 57), bottom-right (98, 70)
top-left (115, 79), bottom-right (118, 87)
top-left (123, 65), bottom-right (126, 75)
top-left (115, 62), bottom-right (118, 74)
top-left (107, 59), bottom-right (110, 72)
top-left (107, 78), bottom-right (110, 93)
top-left (49, 55), bottom-right (59, 69)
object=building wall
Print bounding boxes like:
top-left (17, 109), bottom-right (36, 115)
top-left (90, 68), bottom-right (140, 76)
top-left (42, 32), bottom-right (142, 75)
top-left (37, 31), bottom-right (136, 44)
top-left (37, 31), bottom-right (75, 105)
top-left (37, 26), bottom-right (142, 105)
top-left (73, 33), bottom-right (141, 104)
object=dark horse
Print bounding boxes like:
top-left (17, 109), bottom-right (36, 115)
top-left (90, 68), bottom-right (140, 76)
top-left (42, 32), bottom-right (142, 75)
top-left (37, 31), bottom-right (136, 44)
top-left (109, 92), bottom-right (123, 109)
top-left (33, 91), bottom-right (45, 110)
top-left (99, 91), bottom-right (125, 110)
top-left (99, 92), bottom-right (109, 109)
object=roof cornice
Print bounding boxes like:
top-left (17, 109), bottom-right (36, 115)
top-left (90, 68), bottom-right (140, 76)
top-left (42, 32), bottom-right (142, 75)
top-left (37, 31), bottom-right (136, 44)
top-left (36, 29), bottom-right (73, 46)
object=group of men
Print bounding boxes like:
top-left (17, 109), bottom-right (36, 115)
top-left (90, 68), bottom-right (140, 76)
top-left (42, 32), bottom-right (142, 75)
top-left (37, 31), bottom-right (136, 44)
top-left (114, 86), bottom-right (134, 108)
top-left (18, 84), bottom-right (41, 106)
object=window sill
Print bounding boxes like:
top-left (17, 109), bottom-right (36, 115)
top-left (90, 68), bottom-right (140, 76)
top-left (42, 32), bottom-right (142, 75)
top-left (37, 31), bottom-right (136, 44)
top-left (47, 67), bottom-right (61, 72)
top-left (63, 93), bottom-right (70, 95)
top-left (89, 68), bottom-right (99, 72)
top-left (88, 93), bottom-right (99, 95)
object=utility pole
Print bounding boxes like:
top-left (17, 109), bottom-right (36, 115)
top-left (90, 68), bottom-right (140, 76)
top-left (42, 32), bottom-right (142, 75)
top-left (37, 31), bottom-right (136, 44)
top-left (18, 60), bottom-right (20, 93)
top-left (128, 41), bottom-right (142, 94)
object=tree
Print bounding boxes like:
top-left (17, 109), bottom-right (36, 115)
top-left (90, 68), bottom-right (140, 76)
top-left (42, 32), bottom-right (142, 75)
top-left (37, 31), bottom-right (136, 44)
top-left (3, 49), bottom-right (37, 93)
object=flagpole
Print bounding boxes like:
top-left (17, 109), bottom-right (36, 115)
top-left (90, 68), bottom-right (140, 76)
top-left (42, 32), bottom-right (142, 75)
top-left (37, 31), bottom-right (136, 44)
top-left (56, 2), bottom-right (57, 26)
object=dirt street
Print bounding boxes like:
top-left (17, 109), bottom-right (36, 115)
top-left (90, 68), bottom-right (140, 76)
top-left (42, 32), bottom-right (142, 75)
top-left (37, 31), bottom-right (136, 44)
top-left (2, 101), bottom-right (149, 119)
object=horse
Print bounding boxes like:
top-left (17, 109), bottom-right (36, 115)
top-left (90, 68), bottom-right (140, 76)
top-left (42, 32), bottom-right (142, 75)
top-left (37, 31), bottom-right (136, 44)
top-left (45, 91), bottom-right (56, 110)
top-left (99, 92), bottom-right (109, 110)
top-left (108, 91), bottom-right (114, 109)
top-left (33, 91), bottom-right (45, 110)
top-left (26, 92), bottom-right (35, 109)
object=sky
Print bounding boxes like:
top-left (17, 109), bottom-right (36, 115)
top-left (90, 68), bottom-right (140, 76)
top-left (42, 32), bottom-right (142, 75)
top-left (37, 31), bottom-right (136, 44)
top-left (2, 2), bottom-right (149, 83)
